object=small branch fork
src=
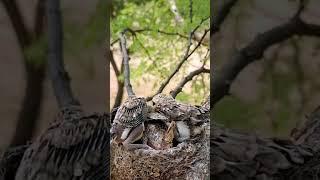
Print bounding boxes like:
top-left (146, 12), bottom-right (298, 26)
top-left (146, 17), bottom-right (210, 101)
top-left (115, 17), bottom-right (209, 103)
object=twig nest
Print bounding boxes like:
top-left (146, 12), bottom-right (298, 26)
top-left (111, 122), bottom-right (209, 179)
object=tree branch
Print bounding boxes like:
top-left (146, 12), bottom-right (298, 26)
top-left (34, 0), bottom-right (46, 36)
top-left (170, 66), bottom-right (209, 98)
top-left (0, 0), bottom-right (31, 47)
top-left (2, 0), bottom-right (47, 147)
top-left (47, 0), bottom-right (79, 108)
top-left (119, 31), bottom-right (135, 96)
top-left (211, 0), bottom-right (238, 36)
top-left (212, 15), bottom-right (320, 106)
top-left (146, 18), bottom-right (209, 101)
top-left (111, 28), bottom-right (189, 46)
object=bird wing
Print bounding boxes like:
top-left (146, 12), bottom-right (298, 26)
top-left (113, 98), bottom-right (147, 128)
top-left (15, 108), bottom-right (110, 180)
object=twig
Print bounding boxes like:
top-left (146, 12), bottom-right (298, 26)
top-left (170, 67), bottom-right (210, 98)
top-left (212, 10), bottom-right (320, 106)
top-left (146, 17), bottom-right (209, 100)
top-left (47, 0), bottom-right (79, 107)
top-left (111, 28), bottom-right (189, 46)
top-left (119, 31), bottom-right (135, 96)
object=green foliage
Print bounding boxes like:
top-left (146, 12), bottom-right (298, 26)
top-left (111, 0), bottom-right (210, 103)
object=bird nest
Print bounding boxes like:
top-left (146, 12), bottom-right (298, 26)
top-left (110, 122), bottom-right (209, 180)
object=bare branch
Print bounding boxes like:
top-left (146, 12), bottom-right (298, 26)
top-left (34, 0), bottom-right (46, 36)
top-left (1, 0), bottom-right (31, 47)
top-left (146, 18), bottom-right (209, 101)
top-left (170, 67), bottom-right (209, 98)
top-left (47, 0), bottom-right (79, 107)
top-left (111, 28), bottom-right (189, 46)
top-left (211, 0), bottom-right (238, 36)
top-left (119, 31), bottom-right (135, 96)
top-left (212, 15), bottom-right (320, 106)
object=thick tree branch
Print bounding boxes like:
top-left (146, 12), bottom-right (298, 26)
top-left (10, 66), bottom-right (45, 147)
top-left (212, 16), bottom-right (320, 106)
top-left (47, 0), bottom-right (79, 107)
top-left (0, 0), bottom-right (31, 47)
top-left (119, 31), bottom-right (135, 96)
top-left (211, 0), bottom-right (238, 36)
top-left (34, 0), bottom-right (46, 36)
top-left (170, 67), bottom-right (209, 98)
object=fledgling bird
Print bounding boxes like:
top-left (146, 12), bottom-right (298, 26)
top-left (152, 93), bottom-right (209, 124)
top-left (152, 94), bottom-right (209, 142)
top-left (111, 95), bottom-right (152, 151)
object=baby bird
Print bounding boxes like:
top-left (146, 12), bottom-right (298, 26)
top-left (152, 94), bottom-right (209, 142)
top-left (152, 93), bottom-right (209, 124)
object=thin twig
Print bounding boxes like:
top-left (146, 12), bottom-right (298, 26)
top-left (146, 18), bottom-right (209, 101)
top-left (111, 28), bottom-right (189, 46)
top-left (170, 67), bottom-right (210, 98)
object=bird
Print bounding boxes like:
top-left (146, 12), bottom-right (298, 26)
top-left (14, 105), bottom-right (110, 180)
top-left (152, 93), bottom-right (209, 124)
top-left (152, 94), bottom-right (209, 142)
top-left (111, 95), bottom-right (152, 151)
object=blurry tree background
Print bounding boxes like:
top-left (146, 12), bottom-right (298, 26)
top-left (110, 0), bottom-right (210, 109)
top-left (213, 0), bottom-right (320, 137)
top-left (0, 0), bottom-right (107, 151)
